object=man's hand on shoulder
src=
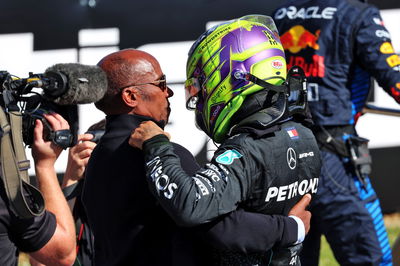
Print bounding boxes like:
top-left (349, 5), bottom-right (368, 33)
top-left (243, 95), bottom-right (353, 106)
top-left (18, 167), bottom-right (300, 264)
top-left (129, 121), bottom-right (170, 149)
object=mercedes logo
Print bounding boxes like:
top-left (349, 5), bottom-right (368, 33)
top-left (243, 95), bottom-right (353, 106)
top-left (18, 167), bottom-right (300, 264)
top-left (287, 148), bottom-right (297, 170)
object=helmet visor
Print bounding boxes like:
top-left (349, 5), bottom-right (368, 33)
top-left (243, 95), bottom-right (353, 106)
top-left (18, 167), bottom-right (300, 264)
top-left (237, 15), bottom-right (280, 37)
top-left (184, 77), bottom-right (201, 110)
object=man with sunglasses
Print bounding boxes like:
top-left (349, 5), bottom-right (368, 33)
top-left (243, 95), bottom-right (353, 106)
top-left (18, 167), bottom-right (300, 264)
top-left (82, 48), bottom-right (191, 266)
top-left (82, 48), bottom-right (314, 266)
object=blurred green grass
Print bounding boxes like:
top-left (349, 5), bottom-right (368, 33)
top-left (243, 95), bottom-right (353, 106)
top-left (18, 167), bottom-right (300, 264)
top-left (319, 213), bottom-right (400, 265)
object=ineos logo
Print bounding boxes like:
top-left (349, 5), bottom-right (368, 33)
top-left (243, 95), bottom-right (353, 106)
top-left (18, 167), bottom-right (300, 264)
top-left (287, 148), bottom-right (297, 170)
top-left (147, 156), bottom-right (178, 199)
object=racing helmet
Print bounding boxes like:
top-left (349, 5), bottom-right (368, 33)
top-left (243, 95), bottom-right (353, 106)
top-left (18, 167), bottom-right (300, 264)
top-left (185, 15), bottom-right (292, 143)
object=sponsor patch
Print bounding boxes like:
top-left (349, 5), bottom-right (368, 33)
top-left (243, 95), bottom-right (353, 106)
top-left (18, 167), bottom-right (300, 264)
top-left (272, 59), bottom-right (284, 69)
top-left (387, 54), bottom-right (400, 68)
top-left (215, 149), bottom-right (242, 165)
top-left (285, 127), bottom-right (299, 140)
top-left (380, 42), bottom-right (395, 54)
top-left (280, 25), bottom-right (320, 54)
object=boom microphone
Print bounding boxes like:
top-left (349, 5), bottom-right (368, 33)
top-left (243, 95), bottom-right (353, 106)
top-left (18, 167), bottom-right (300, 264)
top-left (43, 63), bottom-right (108, 105)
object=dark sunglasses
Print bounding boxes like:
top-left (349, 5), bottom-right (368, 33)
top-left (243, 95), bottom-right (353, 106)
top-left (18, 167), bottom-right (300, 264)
top-left (120, 74), bottom-right (167, 91)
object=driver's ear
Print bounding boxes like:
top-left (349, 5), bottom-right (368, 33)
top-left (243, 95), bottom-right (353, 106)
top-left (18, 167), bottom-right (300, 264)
top-left (121, 87), bottom-right (140, 108)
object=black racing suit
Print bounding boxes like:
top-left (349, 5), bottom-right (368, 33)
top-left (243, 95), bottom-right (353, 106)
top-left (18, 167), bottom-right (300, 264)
top-left (142, 119), bottom-right (321, 265)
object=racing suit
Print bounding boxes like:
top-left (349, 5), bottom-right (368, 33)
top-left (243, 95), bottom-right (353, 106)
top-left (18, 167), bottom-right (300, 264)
top-left (142, 119), bottom-right (321, 265)
top-left (273, 0), bottom-right (400, 265)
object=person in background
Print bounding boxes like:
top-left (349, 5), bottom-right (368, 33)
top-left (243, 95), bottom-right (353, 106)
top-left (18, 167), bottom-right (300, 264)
top-left (273, 0), bottom-right (400, 264)
top-left (61, 119), bottom-right (105, 266)
top-left (130, 15), bottom-right (321, 265)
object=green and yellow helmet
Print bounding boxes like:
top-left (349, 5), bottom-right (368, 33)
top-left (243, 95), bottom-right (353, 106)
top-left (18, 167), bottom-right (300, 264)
top-left (185, 15), bottom-right (288, 143)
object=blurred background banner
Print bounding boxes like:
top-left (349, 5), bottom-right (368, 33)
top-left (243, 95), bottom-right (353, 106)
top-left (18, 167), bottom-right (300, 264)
top-left (0, 0), bottom-right (399, 213)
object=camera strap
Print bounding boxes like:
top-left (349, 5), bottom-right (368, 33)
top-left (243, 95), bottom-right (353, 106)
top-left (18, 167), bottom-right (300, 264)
top-left (0, 107), bottom-right (45, 218)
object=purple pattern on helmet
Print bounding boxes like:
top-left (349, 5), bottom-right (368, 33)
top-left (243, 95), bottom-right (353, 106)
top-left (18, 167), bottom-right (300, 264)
top-left (203, 23), bottom-right (284, 132)
top-left (220, 24), bottom-right (280, 57)
top-left (230, 48), bottom-right (284, 93)
top-left (218, 25), bottom-right (284, 85)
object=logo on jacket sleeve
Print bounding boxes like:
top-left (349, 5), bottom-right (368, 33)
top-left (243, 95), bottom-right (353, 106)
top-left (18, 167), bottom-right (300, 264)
top-left (147, 156), bottom-right (178, 199)
top-left (215, 149), bottom-right (242, 165)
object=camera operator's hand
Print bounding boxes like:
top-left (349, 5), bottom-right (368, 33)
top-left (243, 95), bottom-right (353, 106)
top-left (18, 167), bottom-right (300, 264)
top-left (32, 113), bottom-right (69, 168)
top-left (29, 112), bottom-right (76, 265)
top-left (129, 121), bottom-right (170, 149)
top-left (288, 193), bottom-right (312, 234)
top-left (62, 133), bottom-right (96, 188)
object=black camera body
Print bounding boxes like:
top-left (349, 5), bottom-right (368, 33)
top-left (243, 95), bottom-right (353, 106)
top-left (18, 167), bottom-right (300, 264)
top-left (20, 96), bottom-right (78, 148)
top-left (0, 71), bottom-right (78, 148)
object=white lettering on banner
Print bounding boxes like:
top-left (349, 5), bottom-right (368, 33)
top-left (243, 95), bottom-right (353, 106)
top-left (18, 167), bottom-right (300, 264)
top-left (147, 156), bottom-right (178, 199)
top-left (274, 6), bottom-right (337, 20)
top-left (265, 178), bottom-right (319, 202)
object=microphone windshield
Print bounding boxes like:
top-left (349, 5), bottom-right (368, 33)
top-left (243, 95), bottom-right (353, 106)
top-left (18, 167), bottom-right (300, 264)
top-left (44, 63), bottom-right (108, 105)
